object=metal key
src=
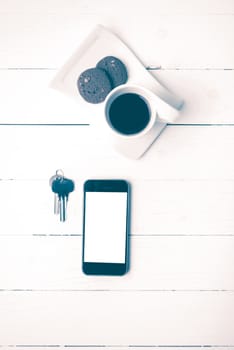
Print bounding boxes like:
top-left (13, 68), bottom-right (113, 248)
top-left (49, 170), bottom-right (64, 215)
top-left (52, 177), bottom-right (75, 222)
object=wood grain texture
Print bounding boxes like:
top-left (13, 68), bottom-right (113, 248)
top-left (0, 125), bottom-right (233, 180)
top-left (0, 0), bottom-right (234, 347)
top-left (2, 0), bottom-right (234, 14)
top-left (0, 178), bottom-right (233, 236)
top-left (0, 291), bottom-right (234, 345)
top-left (0, 236), bottom-right (234, 290)
top-left (0, 126), bottom-right (234, 235)
top-left (7, 348), bottom-right (234, 350)
top-left (0, 70), bottom-right (233, 124)
top-left (0, 13), bottom-right (233, 68)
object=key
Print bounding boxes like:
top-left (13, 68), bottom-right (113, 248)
top-left (50, 175), bottom-right (59, 214)
top-left (52, 177), bottom-right (75, 222)
top-left (49, 173), bottom-right (63, 215)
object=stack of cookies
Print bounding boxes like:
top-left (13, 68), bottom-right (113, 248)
top-left (78, 56), bottom-right (128, 104)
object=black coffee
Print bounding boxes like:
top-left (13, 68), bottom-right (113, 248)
top-left (108, 93), bottom-right (150, 135)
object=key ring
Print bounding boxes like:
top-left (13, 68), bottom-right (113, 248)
top-left (49, 169), bottom-right (64, 186)
top-left (55, 169), bottom-right (64, 179)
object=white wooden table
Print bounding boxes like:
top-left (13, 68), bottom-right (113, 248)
top-left (0, 0), bottom-right (234, 348)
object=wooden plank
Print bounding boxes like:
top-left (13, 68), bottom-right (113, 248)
top-left (8, 348), bottom-right (234, 350)
top-left (1, 1), bottom-right (234, 348)
top-left (0, 70), bottom-right (233, 124)
top-left (0, 125), bottom-right (234, 180)
top-left (0, 291), bottom-right (233, 344)
top-left (154, 70), bottom-right (234, 124)
top-left (0, 236), bottom-right (234, 290)
top-left (0, 13), bottom-right (233, 68)
top-left (1, 0), bottom-right (234, 14)
top-left (0, 70), bottom-right (90, 124)
top-left (0, 178), bottom-right (234, 235)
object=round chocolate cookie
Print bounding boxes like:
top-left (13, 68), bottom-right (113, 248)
top-left (96, 56), bottom-right (128, 88)
top-left (77, 67), bottom-right (112, 104)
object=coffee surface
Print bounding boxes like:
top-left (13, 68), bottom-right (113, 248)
top-left (108, 93), bottom-right (150, 135)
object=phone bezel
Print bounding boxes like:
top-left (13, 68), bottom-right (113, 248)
top-left (82, 179), bottom-right (130, 276)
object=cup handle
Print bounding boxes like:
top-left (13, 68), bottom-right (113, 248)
top-left (146, 80), bottom-right (184, 123)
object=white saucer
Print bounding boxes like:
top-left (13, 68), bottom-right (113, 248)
top-left (50, 24), bottom-right (183, 159)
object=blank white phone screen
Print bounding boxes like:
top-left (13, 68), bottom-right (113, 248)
top-left (84, 192), bottom-right (128, 263)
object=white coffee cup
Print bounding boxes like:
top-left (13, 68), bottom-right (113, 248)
top-left (104, 84), bottom-right (167, 159)
top-left (105, 84), bottom-right (158, 135)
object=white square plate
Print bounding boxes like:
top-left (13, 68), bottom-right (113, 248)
top-left (50, 25), bottom-right (183, 158)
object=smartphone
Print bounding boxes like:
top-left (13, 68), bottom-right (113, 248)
top-left (82, 179), bottom-right (130, 275)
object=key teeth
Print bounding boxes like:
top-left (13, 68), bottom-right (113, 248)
top-left (54, 194), bottom-right (60, 215)
top-left (59, 197), bottom-right (67, 222)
